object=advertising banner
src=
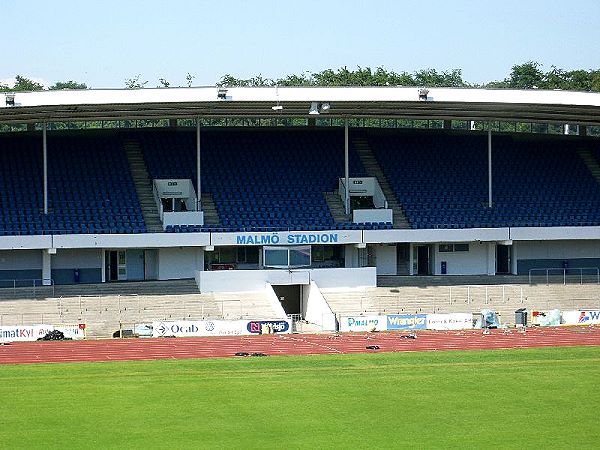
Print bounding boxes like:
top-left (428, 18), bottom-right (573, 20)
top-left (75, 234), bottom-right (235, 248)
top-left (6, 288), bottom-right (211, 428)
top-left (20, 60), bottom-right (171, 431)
top-left (561, 310), bottom-right (600, 326)
top-left (531, 310), bottom-right (561, 327)
top-left (386, 314), bottom-right (427, 330)
top-left (152, 319), bottom-right (291, 338)
top-left (0, 324), bottom-right (86, 342)
top-left (340, 315), bottom-right (387, 332)
top-left (426, 313), bottom-right (473, 330)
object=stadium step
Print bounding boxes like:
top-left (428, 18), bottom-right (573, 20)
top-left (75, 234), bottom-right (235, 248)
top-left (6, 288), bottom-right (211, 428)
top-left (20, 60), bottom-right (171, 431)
top-left (324, 190), bottom-right (351, 223)
top-left (578, 148), bottom-right (600, 186)
top-left (124, 139), bottom-right (164, 232)
top-left (200, 193), bottom-right (221, 226)
top-left (351, 136), bottom-right (411, 229)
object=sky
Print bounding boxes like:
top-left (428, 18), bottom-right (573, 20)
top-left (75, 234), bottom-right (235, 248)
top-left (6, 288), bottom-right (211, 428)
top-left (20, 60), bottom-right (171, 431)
top-left (1, 0), bottom-right (599, 89)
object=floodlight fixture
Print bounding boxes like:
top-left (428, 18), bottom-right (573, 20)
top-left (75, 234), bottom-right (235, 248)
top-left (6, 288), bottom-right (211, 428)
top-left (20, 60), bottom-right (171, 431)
top-left (320, 102), bottom-right (331, 113)
top-left (217, 88), bottom-right (228, 99)
top-left (418, 88), bottom-right (429, 101)
top-left (271, 104), bottom-right (283, 111)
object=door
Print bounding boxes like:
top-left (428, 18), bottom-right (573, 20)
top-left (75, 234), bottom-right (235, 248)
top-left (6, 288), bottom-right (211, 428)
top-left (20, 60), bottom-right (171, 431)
top-left (496, 244), bottom-right (511, 274)
top-left (105, 251), bottom-right (118, 281)
top-left (417, 245), bottom-right (430, 275)
top-left (144, 249), bottom-right (159, 280)
top-left (105, 250), bottom-right (127, 281)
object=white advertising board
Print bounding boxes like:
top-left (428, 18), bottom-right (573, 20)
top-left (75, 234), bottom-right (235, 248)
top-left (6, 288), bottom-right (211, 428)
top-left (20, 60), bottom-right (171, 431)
top-left (152, 319), bottom-right (291, 338)
top-left (426, 313), bottom-right (473, 330)
top-left (0, 324), bottom-right (86, 342)
top-left (339, 315), bottom-right (387, 332)
top-left (562, 310), bottom-right (600, 326)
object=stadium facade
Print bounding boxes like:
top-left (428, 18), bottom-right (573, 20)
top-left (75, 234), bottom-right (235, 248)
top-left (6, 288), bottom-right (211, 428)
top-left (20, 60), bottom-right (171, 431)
top-left (1, 86), bottom-right (599, 301)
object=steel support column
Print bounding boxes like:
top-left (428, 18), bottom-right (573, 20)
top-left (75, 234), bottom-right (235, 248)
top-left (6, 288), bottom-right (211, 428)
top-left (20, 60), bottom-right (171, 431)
top-left (488, 127), bottom-right (492, 208)
top-left (43, 122), bottom-right (48, 214)
top-left (344, 118), bottom-right (350, 215)
top-left (196, 117), bottom-right (201, 211)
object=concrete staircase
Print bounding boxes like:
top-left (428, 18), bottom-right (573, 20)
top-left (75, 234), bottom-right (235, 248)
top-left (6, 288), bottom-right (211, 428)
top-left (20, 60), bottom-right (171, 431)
top-left (201, 193), bottom-right (221, 226)
top-left (322, 282), bottom-right (600, 326)
top-left (0, 282), bottom-right (282, 338)
top-left (578, 149), bottom-right (600, 184)
top-left (352, 136), bottom-right (410, 229)
top-left (124, 140), bottom-right (163, 232)
top-left (324, 191), bottom-right (351, 223)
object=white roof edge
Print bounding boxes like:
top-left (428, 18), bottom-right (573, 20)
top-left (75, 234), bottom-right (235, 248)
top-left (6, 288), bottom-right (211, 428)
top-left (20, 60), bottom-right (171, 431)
top-left (2, 86), bottom-right (600, 108)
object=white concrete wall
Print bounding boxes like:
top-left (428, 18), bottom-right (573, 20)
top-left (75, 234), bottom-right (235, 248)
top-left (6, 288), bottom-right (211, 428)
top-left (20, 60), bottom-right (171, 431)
top-left (53, 232), bottom-right (210, 249)
top-left (51, 249), bottom-right (102, 269)
top-left (510, 226), bottom-right (600, 241)
top-left (197, 268), bottom-right (377, 293)
top-left (364, 227), bottom-right (510, 244)
top-left (0, 235), bottom-right (52, 250)
top-left (353, 209), bottom-right (392, 224)
top-left (0, 250), bottom-right (42, 270)
top-left (305, 282), bottom-right (337, 331)
top-left (158, 247), bottom-right (203, 280)
top-left (433, 242), bottom-right (491, 275)
top-left (375, 244), bottom-right (397, 275)
top-left (515, 240), bottom-right (600, 259)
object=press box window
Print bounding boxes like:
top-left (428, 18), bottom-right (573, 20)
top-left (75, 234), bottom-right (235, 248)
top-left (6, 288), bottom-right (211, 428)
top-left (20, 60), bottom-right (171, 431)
top-left (439, 243), bottom-right (469, 252)
top-left (263, 246), bottom-right (311, 269)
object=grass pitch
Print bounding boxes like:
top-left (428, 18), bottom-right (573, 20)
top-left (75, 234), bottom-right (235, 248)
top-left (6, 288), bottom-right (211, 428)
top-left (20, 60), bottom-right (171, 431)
top-left (1, 346), bottom-right (599, 449)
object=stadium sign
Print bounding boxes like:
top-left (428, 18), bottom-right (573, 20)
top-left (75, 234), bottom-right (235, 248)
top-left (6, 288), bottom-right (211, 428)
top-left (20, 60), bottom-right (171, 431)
top-left (0, 324), bottom-right (85, 342)
top-left (426, 313), bottom-right (473, 330)
top-left (152, 319), bottom-right (291, 338)
top-left (387, 314), bottom-right (427, 330)
top-left (211, 230), bottom-right (362, 246)
top-left (247, 320), bottom-right (290, 334)
top-left (340, 315), bottom-right (387, 332)
top-left (561, 310), bottom-right (600, 326)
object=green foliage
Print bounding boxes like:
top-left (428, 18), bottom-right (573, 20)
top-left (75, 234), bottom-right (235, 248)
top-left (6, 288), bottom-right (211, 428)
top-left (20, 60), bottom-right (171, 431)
top-left (0, 347), bottom-right (599, 448)
top-left (217, 63), bottom-right (599, 92)
top-left (49, 80), bottom-right (88, 90)
top-left (0, 75), bottom-right (45, 92)
top-left (124, 74), bottom-right (148, 89)
top-left (486, 62), bottom-right (600, 92)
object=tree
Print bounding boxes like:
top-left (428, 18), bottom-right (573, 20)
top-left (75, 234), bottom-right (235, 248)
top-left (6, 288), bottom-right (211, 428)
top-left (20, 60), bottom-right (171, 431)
top-left (124, 74), bottom-right (147, 89)
top-left (6, 75), bottom-right (45, 91)
top-left (49, 81), bottom-right (88, 90)
top-left (158, 78), bottom-right (170, 88)
top-left (500, 62), bottom-right (545, 89)
top-left (185, 73), bottom-right (195, 87)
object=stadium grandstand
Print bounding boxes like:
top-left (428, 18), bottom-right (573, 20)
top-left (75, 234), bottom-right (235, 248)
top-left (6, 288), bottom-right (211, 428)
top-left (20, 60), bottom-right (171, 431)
top-left (1, 86), bottom-right (599, 336)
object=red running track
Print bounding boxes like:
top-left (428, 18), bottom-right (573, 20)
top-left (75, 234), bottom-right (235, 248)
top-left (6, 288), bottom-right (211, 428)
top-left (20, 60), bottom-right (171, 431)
top-left (1, 326), bottom-right (599, 365)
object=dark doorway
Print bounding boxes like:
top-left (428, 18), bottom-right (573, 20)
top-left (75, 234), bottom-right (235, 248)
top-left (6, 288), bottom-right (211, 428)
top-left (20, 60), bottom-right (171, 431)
top-left (272, 284), bottom-right (302, 316)
top-left (397, 243), bottom-right (410, 275)
top-left (417, 245), bottom-right (430, 275)
top-left (497, 244), bottom-right (511, 274)
top-left (105, 251), bottom-right (118, 281)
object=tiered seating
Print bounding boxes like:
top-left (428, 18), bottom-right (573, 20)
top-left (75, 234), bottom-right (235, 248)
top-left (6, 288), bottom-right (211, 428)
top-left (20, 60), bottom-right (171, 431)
top-left (370, 132), bottom-right (600, 228)
top-left (0, 135), bottom-right (145, 235)
top-left (141, 129), bottom-right (375, 232)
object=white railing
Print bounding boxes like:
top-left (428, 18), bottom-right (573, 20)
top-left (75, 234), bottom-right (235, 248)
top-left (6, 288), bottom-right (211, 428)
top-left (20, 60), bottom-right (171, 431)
top-left (528, 267), bottom-right (600, 285)
top-left (0, 279), bottom-right (55, 297)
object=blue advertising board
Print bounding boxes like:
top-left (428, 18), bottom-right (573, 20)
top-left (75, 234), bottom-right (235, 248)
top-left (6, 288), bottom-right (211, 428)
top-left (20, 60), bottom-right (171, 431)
top-left (386, 314), bottom-right (427, 330)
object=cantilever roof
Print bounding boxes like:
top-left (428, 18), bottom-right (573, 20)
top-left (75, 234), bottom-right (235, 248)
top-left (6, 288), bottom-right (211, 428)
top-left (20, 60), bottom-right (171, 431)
top-left (1, 86), bottom-right (600, 125)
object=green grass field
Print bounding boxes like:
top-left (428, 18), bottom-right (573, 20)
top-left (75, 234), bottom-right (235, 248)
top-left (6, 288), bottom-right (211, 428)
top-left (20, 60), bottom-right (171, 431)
top-left (1, 347), bottom-right (599, 449)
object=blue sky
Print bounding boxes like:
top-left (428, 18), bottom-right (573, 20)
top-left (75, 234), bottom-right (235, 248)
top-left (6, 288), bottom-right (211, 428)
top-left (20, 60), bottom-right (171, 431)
top-left (1, 0), bottom-right (599, 88)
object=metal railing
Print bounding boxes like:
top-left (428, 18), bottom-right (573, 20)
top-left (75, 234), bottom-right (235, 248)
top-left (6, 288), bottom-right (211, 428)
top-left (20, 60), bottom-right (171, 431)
top-left (528, 267), bottom-right (600, 285)
top-left (0, 279), bottom-right (55, 298)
